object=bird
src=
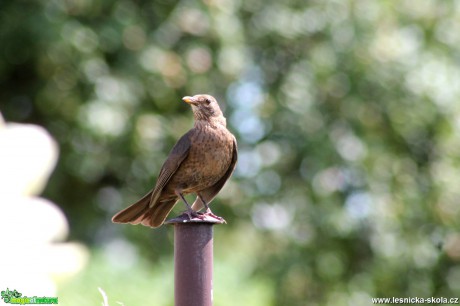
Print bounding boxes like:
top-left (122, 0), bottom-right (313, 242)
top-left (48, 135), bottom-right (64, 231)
top-left (112, 94), bottom-right (238, 228)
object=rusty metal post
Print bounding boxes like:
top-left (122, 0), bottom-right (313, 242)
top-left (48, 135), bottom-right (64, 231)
top-left (166, 214), bottom-right (224, 306)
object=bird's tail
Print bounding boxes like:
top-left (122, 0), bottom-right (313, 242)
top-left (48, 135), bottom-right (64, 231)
top-left (112, 191), bottom-right (152, 225)
top-left (112, 192), bottom-right (178, 228)
top-left (140, 198), bottom-right (178, 227)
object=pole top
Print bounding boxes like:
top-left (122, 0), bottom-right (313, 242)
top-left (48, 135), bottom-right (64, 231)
top-left (165, 212), bottom-right (226, 225)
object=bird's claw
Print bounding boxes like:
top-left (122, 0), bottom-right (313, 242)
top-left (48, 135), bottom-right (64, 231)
top-left (203, 209), bottom-right (226, 223)
top-left (185, 209), bottom-right (205, 221)
top-left (167, 209), bottom-right (226, 225)
top-left (180, 209), bottom-right (226, 224)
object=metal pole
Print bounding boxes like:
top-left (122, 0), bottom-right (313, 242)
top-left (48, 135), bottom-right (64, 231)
top-left (166, 214), bottom-right (224, 306)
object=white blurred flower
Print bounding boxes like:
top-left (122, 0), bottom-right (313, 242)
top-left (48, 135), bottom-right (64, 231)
top-left (0, 113), bottom-right (88, 297)
top-left (0, 122), bottom-right (57, 197)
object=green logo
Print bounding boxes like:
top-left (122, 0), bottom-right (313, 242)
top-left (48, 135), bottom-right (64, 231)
top-left (1, 288), bottom-right (58, 304)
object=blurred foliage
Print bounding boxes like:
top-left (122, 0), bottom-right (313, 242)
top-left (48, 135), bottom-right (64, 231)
top-left (1, 0), bottom-right (460, 305)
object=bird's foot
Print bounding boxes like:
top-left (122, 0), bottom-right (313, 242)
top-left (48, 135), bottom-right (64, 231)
top-left (203, 209), bottom-right (226, 224)
top-left (183, 208), bottom-right (226, 223)
top-left (166, 210), bottom-right (226, 224)
top-left (185, 209), bottom-right (205, 221)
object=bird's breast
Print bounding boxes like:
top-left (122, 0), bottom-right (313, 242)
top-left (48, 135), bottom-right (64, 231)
top-left (170, 125), bottom-right (234, 192)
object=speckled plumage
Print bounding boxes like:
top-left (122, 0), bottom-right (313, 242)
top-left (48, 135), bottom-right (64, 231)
top-left (112, 94), bottom-right (238, 228)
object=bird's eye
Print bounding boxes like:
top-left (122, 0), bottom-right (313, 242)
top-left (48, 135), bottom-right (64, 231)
top-left (205, 98), bottom-right (211, 104)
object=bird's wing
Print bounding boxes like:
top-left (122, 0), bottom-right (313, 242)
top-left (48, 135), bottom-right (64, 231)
top-left (191, 136), bottom-right (238, 210)
top-left (149, 131), bottom-right (192, 207)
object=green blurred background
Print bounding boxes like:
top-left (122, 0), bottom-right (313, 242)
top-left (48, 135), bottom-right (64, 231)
top-left (1, 0), bottom-right (460, 305)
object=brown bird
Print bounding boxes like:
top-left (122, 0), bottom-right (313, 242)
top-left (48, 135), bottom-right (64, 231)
top-left (112, 94), bottom-right (238, 228)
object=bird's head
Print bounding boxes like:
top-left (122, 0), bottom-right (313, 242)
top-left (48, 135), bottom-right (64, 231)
top-left (182, 94), bottom-right (226, 125)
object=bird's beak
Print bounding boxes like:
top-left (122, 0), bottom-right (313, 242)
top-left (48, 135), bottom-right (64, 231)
top-left (182, 96), bottom-right (198, 105)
